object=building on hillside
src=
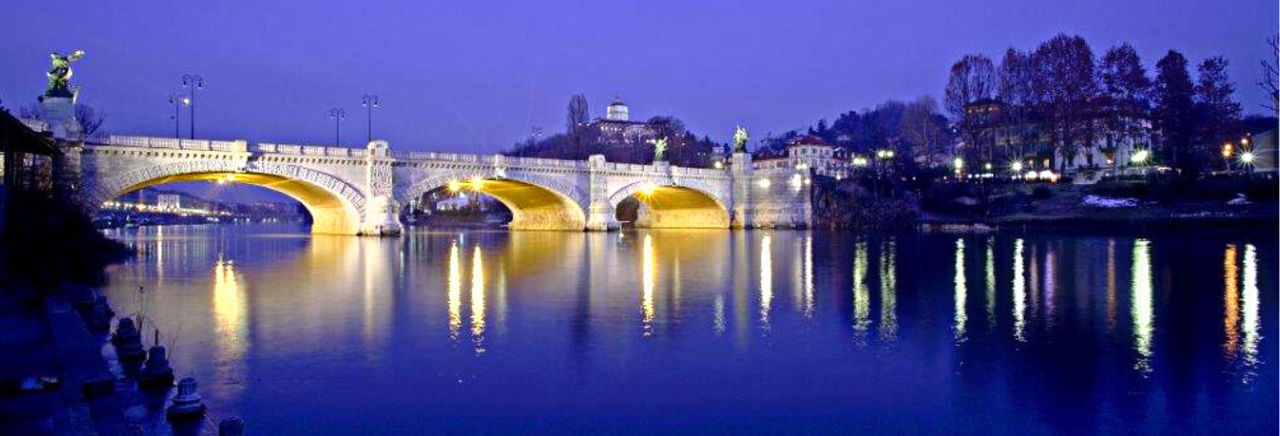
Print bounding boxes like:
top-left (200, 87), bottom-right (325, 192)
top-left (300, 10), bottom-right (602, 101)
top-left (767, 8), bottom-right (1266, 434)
top-left (752, 135), bottom-right (850, 179)
top-left (586, 97), bottom-right (659, 145)
top-left (156, 194), bottom-right (182, 210)
top-left (958, 98), bottom-right (1153, 182)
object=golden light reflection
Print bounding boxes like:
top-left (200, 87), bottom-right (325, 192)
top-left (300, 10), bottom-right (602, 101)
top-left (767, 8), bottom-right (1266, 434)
top-left (642, 234), bottom-right (656, 337)
top-left (852, 240), bottom-right (870, 338)
top-left (954, 238), bottom-right (968, 341)
top-left (985, 238), bottom-right (995, 329)
top-left (212, 256), bottom-right (246, 359)
top-left (1241, 243), bottom-right (1260, 378)
top-left (760, 234), bottom-right (773, 333)
top-left (1013, 238), bottom-right (1026, 342)
top-left (447, 241), bottom-right (462, 343)
top-left (470, 245), bottom-right (486, 355)
top-left (1132, 239), bottom-right (1154, 374)
top-left (879, 239), bottom-right (897, 341)
top-left (1224, 244), bottom-right (1239, 355)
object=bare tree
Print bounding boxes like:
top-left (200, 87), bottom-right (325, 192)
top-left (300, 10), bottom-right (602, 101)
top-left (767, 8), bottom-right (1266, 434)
top-left (566, 93), bottom-right (589, 133)
top-left (1261, 35), bottom-right (1279, 114)
top-left (1030, 34), bottom-right (1098, 171)
top-left (900, 95), bottom-right (944, 164)
top-left (75, 104), bottom-right (107, 138)
top-left (944, 54), bottom-right (996, 119)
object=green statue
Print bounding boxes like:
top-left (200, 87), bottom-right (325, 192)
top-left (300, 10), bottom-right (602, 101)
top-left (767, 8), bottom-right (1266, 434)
top-left (651, 137), bottom-right (668, 161)
top-left (45, 50), bottom-right (85, 98)
top-left (733, 125), bottom-right (749, 153)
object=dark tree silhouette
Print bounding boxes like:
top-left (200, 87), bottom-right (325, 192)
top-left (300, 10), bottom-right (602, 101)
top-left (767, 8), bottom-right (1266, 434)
top-left (1154, 50), bottom-right (1198, 172)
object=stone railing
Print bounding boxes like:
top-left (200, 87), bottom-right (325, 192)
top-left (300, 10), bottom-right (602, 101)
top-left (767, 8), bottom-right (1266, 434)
top-left (394, 151), bottom-right (587, 170)
top-left (255, 143), bottom-right (366, 158)
top-left (104, 135), bottom-right (249, 152)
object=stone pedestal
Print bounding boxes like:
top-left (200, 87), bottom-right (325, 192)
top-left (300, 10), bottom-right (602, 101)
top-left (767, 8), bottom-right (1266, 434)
top-left (730, 152), bottom-right (753, 228)
top-left (39, 95), bottom-right (80, 141)
top-left (360, 196), bottom-right (403, 236)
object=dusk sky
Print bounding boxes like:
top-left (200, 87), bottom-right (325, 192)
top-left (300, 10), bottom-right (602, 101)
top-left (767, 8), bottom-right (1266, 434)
top-left (2, 0), bottom-right (1276, 154)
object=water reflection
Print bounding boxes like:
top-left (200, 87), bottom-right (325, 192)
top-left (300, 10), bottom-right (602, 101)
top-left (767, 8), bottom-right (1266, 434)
top-left (447, 241), bottom-right (463, 343)
top-left (470, 245), bottom-right (486, 354)
top-left (98, 226), bottom-right (1276, 436)
top-left (954, 238), bottom-right (967, 341)
top-left (212, 256), bottom-right (246, 362)
top-left (985, 238), bottom-right (995, 330)
top-left (852, 240), bottom-right (870, 339)
top-left (1013, 238), bottom-right (1027, 342)
top-left (1241, 243), bottom-right (1261, 381)
top-left (760, 234), bottom-right (773, 333)
top-left (642, 234), bottom-right (656, 337)
top-left (879, 239), bottom-right (897, 342)
top-left (1225, 244), bottom-right (1239, 356)
top-left (1132, 239), bottom-right (1154, 374)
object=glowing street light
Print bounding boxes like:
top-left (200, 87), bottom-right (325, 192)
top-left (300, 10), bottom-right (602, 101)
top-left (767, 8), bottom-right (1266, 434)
top-left (637, 183), bottom-right (657, 196)
top-left (468, 176), bottom-right (486, 191)
top-left (1011, 161), bottom-right (1023, 173)
top-left (168, 94), bottom-right (190, 138)
top-left (362, 94), bottom-right (380, 143)
top-left (1131, 149), bottom-right (1150, 165)
top-left (1240, 151), bottom-right (1255, 164)
top-left (447, 180), bottom-right (463, 193)
top-left (756, 178), bottom-right (771, 189)
top-left (953, 157), bottom-right (964, 171)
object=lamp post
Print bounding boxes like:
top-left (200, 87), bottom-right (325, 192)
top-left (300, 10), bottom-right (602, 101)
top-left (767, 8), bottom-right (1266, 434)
top-left (328, 108), bottom-right (346, 146)
top-left (361, 94), bottom-right (379, 143)
top-left (181, 74), bottom-right (204, 139)
top-left (168, 94), bottom-right (189, 138)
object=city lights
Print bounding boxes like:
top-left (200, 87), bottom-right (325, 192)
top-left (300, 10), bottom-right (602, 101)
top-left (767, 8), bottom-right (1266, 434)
top-left (756, 178), bottom-right (771, 188)
top-left (1131, 149), bottom-right (1149, 164)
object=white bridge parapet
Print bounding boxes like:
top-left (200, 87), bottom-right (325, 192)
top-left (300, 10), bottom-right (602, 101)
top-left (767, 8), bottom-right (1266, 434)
top-left (68, 135), bottom-right (813, 235)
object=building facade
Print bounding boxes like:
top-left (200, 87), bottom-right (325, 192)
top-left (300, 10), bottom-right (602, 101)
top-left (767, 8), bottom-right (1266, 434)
top-left (752, 135), bottom-right (850, 179)
top-left (586, 97), bottom-right (658, 145)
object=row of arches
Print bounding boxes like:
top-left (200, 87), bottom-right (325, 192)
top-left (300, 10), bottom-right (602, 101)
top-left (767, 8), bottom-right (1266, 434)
top-left (94, 166), bottom-right (731, 234)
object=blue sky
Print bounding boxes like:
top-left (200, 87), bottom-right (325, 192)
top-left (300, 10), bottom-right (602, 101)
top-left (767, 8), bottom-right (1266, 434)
top-left (2, 0), bottom-right (1275, 155)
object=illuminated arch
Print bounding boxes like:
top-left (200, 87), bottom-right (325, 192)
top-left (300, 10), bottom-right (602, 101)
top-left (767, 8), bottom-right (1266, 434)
top-left (91, 161), bottom-right (365, 235)
top-left (609, 180), bottom-right (730, 229)
top-left (401, 172), bottom-right (587, 231)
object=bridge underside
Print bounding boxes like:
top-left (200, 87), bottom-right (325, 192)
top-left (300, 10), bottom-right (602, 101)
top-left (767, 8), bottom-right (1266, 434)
top-left (629, 186), bottom-right (730, 229)
top-left (471, 179), bottom-right (586, 231)
top-left (110, 172), bottom-right (362, 235)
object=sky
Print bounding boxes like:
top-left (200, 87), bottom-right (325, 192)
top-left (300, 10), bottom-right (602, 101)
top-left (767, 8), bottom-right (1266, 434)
top-left (2, 0), bottom-right (1276, 155)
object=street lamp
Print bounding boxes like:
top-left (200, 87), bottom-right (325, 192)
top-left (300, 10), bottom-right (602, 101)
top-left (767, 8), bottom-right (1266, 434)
top-left (362, 94), bottom-right (380, 143)
top-left (328, 108), bottom-right (346, 146)
top-left (167, 94), bottom-right (189, 138)
top-left (181, 74), bottom-right (204, 139)
top-left (1240, 151), bottom-right (1255, 164)
top-left (1131, 149), bottom-right (1149, 165)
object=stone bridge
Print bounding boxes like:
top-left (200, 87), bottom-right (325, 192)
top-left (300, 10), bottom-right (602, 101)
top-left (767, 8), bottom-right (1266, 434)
top-left (58, 136), bottom-right (812, 235)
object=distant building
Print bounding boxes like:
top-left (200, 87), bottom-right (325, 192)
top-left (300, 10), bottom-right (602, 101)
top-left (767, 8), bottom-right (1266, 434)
top-left (157, 194), bottom-right (182, 210)
top-left (959, 98), bottom-right (1153, 182)
top-left (753, 135), bottom-right (849, 179)
top-left (585, 97), bottom-right (659, 145)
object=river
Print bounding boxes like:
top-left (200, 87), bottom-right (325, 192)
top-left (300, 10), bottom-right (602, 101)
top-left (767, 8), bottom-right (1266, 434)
top-left (100, 224), bottom-right (1277, 435)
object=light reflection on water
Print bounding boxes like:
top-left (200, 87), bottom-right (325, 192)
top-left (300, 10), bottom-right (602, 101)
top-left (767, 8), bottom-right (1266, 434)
top-left (100, 225), bottom-right (1277, 435)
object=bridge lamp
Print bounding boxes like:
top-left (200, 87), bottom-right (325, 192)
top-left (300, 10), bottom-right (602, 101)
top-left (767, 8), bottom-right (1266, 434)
top-left (468, 176), bottom-right (486, 191)
top-left (1011, 161), bottom-right (1023, 172)
top-left (756, 178), bottom-right (771, 189)
top-left (789, 173), bottom-right (803, 189)
top-left (446, 180), bottom-right (463, 193)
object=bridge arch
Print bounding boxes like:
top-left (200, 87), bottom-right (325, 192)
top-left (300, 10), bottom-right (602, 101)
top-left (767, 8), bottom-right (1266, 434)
top-left (90, 160), bottom-right (366, 235)
top-left (401, 172), bottom-right (587, 231)
top-left (609, 179), bottom-right (730, 229)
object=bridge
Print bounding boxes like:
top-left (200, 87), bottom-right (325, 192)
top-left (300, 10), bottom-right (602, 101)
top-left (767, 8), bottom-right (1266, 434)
top-left (52, 135), bottom-right (813, 235)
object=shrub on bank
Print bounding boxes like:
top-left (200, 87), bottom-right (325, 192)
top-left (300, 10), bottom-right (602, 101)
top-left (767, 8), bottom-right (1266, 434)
top-left (1, 190), bottom-right (131, 299)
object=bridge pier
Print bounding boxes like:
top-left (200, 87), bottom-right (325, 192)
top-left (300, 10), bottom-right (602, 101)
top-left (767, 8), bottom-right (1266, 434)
top-left (360, 141), bottom-right (402, 236)
top-left (730, 152), bottom-right (753, 228)
top-left (584, 154), bottom-right (619, 231)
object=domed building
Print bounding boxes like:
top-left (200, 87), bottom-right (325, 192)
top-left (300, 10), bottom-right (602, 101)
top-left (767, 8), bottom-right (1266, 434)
top-left (587, 96), bottom-right (658, 145)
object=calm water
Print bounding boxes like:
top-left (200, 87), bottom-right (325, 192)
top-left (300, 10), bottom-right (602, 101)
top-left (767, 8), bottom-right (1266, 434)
top-left (101, 225), bottom-right (1277, 435)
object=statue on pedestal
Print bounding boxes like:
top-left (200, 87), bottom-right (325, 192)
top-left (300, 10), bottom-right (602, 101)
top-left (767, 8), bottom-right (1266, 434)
top-left (44, 50), bottom-right (85, 99)
top-left (733, 125), bottom-right (749, 153)
top-left (650, 137), bottom-right (668, 162)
